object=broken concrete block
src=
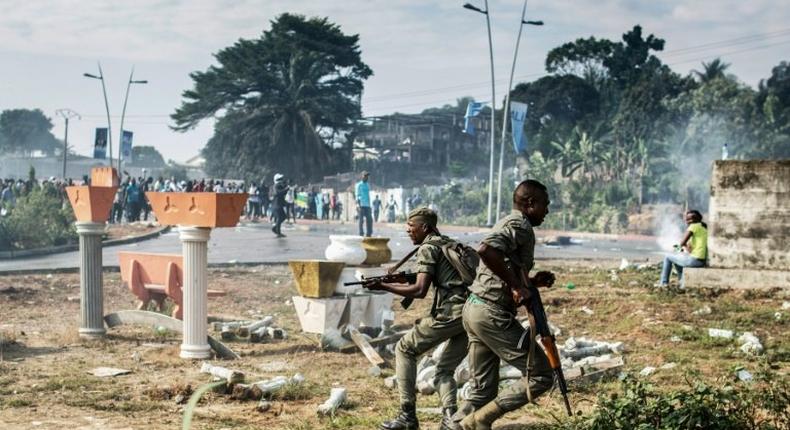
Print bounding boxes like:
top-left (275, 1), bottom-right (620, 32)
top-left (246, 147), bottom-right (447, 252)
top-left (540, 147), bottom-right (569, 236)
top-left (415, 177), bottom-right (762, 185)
top-left (580, 306), bottom-right (594, 315)
top-left (360, 292), bottom-right (394, 328)
top-left (431, 341), bottom-right (449, 362)
top-left (639, 366), bottom-right (656, 377)
top-left (200, 362), bottom-right (244, 384)
top-left (239, 316), bottom-right (274, 337)
top-left (708, 328), bottom-right (734, 339)
top-left (250, 327), bottom-right (271, 343)
top-left (341, 294), bottom-right (371, 328)
top-left (737, 332), bottom-right (763, 355)
top-left (368, 365), bottom-right (383, 377)
top-left (89, 367), bottom-right (131, 377)
top-left (499, 365), bottom-right (522, 380)
top-left (266, 327), bottom-right (286, 340)
top-left (317, 387), bottom-right (347, 415)
top-left (736, 369), bottom-right (753, 382)
top-left (384, 375), bottom-right (398, 389)
top-left (256, 400), bottom-right (272, 413)
top-left (416, 365), bottom-right (437, 395)
top-left (692, 305), bottom-right (712, 316)
top-left (321, 328), bottom-right (354, 351)
top-left (292, 295), bottom-right (347, 334)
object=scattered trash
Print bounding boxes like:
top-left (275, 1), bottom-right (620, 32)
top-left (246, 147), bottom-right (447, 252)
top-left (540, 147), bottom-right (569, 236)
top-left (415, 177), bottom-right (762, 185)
top-left (737, 332), bottom-right (764, 356)
top-left (66, 296), bottom-right (80, 302)
top-left (317, 387), bottom-right (347, 415)
top-left (708, 328), bottom-right (734, 339)
top-left (692, 305), bottom-right (712, 316)
top-left (782, 301), bottom-right (790, 310)
top-left (660, 362), bottom-right (677, 370)
top-left (565, 282), bottom-right (576, 290)
top-left (736, 369), bottom-right (753, 382)
top-left (670, 336), bottom-right (682, 343)
top-left (580, 306), bottom-right (595, 315)
top-left (89, 367), bottom-right (131, 377)
top-left (639, 366), bottom-right (656, 376)
top-left (384, 375), bottom-right (398, 389)
top-left (775, 312), bottom-right (783, 321)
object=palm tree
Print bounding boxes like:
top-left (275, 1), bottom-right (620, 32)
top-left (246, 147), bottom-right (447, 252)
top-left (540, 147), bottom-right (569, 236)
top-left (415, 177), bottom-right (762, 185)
top-left (693, 58), bottom-right (730, 83)
top-left (172, 14), bottom-right (372, 182)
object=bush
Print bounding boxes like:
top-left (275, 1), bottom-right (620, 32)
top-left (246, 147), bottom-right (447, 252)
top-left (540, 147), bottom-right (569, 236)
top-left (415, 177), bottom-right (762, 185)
top-left (1, 186), bottom-right (76, 250)
top-left (553, 370), bottom-right (790, 430)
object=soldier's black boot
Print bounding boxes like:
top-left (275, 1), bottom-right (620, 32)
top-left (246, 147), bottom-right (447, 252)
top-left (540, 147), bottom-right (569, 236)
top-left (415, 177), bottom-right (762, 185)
top-left (380, 403), bottom-right (419, 430)
top-left (439, 406), bottom-right (458, 430)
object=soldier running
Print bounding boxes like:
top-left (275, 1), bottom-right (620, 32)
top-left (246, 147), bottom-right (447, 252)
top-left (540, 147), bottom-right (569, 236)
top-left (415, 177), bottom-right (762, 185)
top-left (451, 179), bottom-right (556, 430)
top-left (367, 207), bottom-right (470, 430)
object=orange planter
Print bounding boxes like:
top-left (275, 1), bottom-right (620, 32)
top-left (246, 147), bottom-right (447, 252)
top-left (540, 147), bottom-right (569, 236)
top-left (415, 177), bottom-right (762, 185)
top-left (91, 166), bottom-right (120, 187)
top-left (66, 186), bottom-right (118, 222)
top-left (146, 192), bottom-right (248, 228)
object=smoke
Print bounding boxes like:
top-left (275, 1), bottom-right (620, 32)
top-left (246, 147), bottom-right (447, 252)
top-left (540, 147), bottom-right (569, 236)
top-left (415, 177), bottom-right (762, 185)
top-left (653, 205), bottom-right (684, 252)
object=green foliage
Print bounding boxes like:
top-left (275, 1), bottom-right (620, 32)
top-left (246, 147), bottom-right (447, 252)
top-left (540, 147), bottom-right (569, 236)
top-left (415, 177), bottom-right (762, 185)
top-left (173, 13), bottom-right (371, 182)
top-left (0, 108), bottom-right (60, 156)
top-left (0, 185), bottom-right (76, 250)
top-left (554, 371), bottom-right (790, 430)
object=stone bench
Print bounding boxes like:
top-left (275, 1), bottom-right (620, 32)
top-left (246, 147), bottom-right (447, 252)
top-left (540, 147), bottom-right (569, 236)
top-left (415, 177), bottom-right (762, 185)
top-left (118, 251), bottom-right (226, 320)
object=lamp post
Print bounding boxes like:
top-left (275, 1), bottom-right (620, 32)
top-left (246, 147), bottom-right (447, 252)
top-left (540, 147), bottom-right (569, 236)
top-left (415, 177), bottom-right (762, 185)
top-left (494, 0), bottom-right (543, 222)
top-left (463, 1), bottom-right (497, 227)
top-left (55, 109), bottom-right (81, 179)
top-left (83, 63), bottom-right (113, 164)
top-left (118, 66), bottom-right (148, 172)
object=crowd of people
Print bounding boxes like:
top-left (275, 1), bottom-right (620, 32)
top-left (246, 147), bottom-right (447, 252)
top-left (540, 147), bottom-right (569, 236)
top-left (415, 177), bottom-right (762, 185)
top-left (0, 176), bottom-right (73, 216)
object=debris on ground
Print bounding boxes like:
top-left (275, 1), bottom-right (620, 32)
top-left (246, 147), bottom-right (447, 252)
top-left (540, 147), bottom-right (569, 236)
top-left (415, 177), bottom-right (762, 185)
top-left (210, 316), bottom-right (288, 344)
top-left (708, 328), bottom-right (734, 339)
top-left (317, 387), bottom-right (347, 415)
top-left (200, 362), bottom-right (245, 384)
top-left (639, 366), bottom-right (656, 376)
top-left (736, 369), bottom-right (753, 382)
top-left (737, 332), bottom-right (764, 356)
top-left (88, 367), bottom-right (131, 377)
top-left (580, 306), bottom-right (595, 315)
top-left (692, 305), bottom-right (712, 316)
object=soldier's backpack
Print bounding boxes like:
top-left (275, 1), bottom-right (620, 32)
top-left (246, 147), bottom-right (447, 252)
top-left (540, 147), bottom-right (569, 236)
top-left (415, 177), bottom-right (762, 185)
top-left (440, 241), bottom-right (480, 284)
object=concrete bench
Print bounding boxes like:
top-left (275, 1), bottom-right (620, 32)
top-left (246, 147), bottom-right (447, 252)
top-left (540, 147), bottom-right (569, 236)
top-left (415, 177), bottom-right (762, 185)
top-left (118, 251), bottom-right (226, 320)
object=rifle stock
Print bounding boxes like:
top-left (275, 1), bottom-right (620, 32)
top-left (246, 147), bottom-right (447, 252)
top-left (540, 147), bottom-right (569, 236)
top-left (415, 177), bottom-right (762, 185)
top-left (518, 273), bottom-right (573, 417)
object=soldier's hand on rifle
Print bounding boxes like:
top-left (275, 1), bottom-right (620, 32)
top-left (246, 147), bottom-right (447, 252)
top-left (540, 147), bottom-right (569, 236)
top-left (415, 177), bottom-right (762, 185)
top-left (532, 271), bottom-right (555, 288)
top-left (511, 284), bottom-right (531, 306)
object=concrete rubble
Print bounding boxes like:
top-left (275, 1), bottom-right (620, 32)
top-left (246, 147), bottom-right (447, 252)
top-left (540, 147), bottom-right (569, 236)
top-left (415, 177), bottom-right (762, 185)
top-left (317, 387), bottom-right (347, 415)
top-left (737, 332), bottom-right (764, 356)
top-left (397, 328), bottom-right (626, 400)
top-left (210, 316), bottom-right (288, 344)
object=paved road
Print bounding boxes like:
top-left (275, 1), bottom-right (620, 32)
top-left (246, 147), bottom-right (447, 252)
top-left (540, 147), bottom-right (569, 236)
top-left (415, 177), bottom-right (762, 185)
top-left (0, 221), bottom-right (664, 272)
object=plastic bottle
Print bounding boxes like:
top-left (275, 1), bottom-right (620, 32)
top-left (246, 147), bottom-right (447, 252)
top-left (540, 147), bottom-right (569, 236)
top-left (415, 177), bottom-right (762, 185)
top-left (722, 143), bottom-right (729, 160)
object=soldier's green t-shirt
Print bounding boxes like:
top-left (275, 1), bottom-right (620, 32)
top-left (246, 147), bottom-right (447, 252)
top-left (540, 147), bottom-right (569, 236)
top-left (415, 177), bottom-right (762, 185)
top-left (415, 234), bottom-right (468, 320)
top-left (469, 210), bottom-right (535, 310)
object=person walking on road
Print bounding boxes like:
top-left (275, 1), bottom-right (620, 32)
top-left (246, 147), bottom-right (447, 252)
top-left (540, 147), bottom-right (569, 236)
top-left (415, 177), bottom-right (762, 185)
top-left (372, 194), bottom-right (382, 222)
top-left (451, 179), bottom-right (556, 430)
top-left (368, 208), bottom-right (470, 430)
top-left (356, 171), bottom-right (373, 237)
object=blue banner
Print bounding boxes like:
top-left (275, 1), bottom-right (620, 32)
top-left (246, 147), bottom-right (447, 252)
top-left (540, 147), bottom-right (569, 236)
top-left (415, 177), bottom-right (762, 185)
top-left (463, 101), bottom-right (486, 136)
top-left (93, 127), bottom-right (108, 159)
top-left (121, 130), bottom-right (134, 161)
top-left (510, 102), bottom-right (528, 153)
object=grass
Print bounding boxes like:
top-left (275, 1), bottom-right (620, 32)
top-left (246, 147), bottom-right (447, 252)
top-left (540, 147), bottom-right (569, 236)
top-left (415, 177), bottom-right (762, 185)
top-left (0, 264), bottom-right (787, 429)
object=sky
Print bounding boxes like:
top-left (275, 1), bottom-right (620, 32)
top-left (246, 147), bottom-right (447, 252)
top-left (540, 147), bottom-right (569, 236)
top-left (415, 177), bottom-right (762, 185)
top-left (2, 0), bottom-right (789, 163)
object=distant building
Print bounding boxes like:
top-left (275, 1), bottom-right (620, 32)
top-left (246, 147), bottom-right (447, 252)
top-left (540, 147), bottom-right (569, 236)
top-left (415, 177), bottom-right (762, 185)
top-left (353, 112), bottom-right (491, 168)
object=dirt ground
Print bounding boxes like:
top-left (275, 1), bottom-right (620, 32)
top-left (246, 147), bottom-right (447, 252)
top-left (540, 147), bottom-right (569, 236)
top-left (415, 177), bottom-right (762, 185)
top-left (104, 223), bottom-right (164, 241)
top-left (0, 261), bottom-right (788, 429)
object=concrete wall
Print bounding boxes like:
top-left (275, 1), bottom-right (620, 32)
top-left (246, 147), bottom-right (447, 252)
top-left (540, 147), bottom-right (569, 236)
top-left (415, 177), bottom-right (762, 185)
top-left (709, 160), bottom-right (790, 270)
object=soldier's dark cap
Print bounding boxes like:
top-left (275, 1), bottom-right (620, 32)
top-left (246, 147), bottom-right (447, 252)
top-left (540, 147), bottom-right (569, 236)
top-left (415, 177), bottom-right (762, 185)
top-left (408, 207), bottom-right (437, 228)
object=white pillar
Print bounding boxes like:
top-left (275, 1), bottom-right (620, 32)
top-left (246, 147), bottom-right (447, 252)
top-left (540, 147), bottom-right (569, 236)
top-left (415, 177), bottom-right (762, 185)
top-left (178, 226), bottom-right (212, 359)
top-left (75, 221), bottom-right (106, 339)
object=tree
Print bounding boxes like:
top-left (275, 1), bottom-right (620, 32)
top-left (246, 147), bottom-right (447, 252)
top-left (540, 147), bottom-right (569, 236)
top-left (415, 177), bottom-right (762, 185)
top-left (693, 58), bottom-right (731, 83)
top-left (172, 13), bottom-right (372, 182)
top-left (0, 109), bottom-right (60, 156)
top-left (130, 146), bottom-right (166, 167)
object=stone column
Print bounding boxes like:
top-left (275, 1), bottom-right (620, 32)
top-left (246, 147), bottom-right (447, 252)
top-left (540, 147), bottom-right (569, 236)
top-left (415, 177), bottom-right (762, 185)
top-left (75, 221), bottom-right (106, 339)
top-left (178, 226), bottom-right (212, 359)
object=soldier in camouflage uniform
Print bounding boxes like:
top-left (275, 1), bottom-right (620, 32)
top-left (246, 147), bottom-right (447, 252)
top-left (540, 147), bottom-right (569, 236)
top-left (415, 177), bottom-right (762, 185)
top-left (367, 207), bottom-right (470, 430)
top-left (451, 179), bottom-right (556, 430)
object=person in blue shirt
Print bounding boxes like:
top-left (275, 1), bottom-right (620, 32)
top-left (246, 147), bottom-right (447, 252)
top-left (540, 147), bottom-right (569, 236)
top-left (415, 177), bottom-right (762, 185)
top-left (355, 171), bottom-right (373, 237)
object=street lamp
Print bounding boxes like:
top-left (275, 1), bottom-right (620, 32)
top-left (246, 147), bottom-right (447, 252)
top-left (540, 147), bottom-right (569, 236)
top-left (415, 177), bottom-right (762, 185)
top-left (463, 1), bottom-right (497, 227)
top-left (495, 0), bottom-right (543, 222)
top-left (55, 109), bottom-right (81, 179)
top-left (83, 62), bottom-right (113, 164)
top-left (118, 66), bottom-right (148, 172)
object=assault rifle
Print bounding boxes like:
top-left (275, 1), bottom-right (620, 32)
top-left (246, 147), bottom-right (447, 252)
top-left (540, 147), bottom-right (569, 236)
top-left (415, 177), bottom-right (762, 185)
top-left (515, 271), bottom-right (573, 416)
top-left (343, 272), bottom-right (418, 309)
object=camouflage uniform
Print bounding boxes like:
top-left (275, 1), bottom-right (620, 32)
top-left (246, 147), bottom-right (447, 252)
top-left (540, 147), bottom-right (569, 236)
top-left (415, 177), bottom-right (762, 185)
top-left (460, 210), bottom-right (553, 413)
top-left (395, 233), bottom-right (469, 409)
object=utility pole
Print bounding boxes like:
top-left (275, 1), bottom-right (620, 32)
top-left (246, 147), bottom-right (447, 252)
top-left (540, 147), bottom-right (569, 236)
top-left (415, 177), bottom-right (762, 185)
top-left (83, 62), bottom-right (113, 163)
top-left (55, 109), bottom-right (81, 179)
top-left (118, 66), bottom-right (148, 172)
